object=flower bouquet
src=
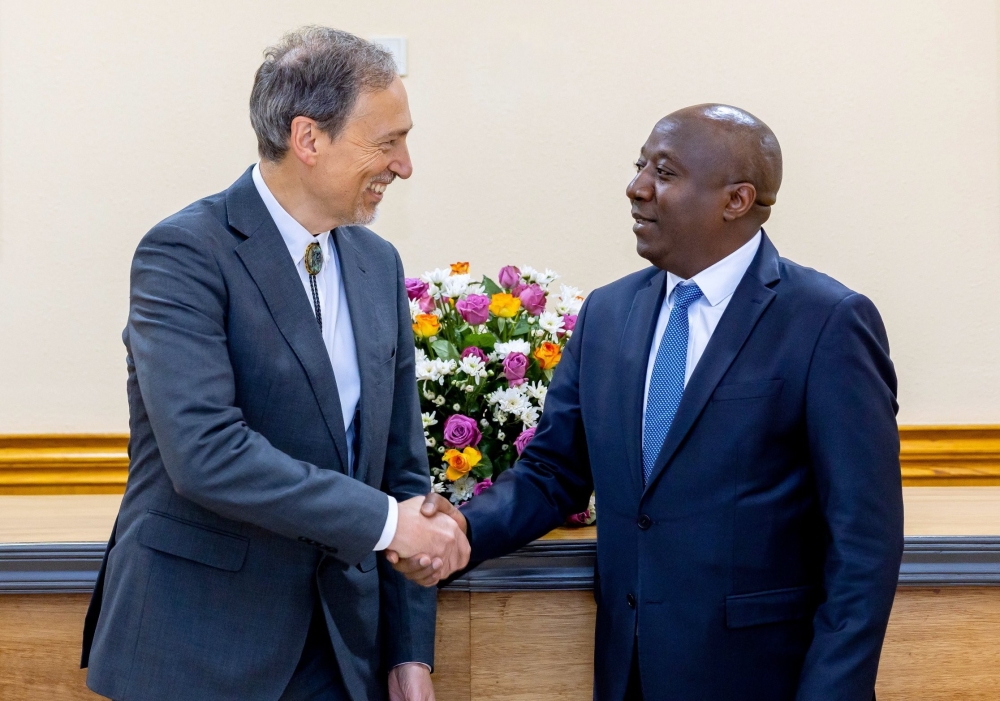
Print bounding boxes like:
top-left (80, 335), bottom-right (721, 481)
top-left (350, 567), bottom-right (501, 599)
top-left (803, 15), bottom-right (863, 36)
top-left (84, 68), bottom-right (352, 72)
top-left (408, 262), bottom-right (591, 518)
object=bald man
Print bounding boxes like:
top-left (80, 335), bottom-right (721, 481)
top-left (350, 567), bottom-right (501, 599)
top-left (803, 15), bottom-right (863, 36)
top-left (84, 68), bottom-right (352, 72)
top-left (398, 104), bottom-right (903, 701)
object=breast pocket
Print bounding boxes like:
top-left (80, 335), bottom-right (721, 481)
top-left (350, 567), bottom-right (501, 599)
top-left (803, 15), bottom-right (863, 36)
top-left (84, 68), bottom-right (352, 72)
top-left (712, 379), bottom-right (784, 402)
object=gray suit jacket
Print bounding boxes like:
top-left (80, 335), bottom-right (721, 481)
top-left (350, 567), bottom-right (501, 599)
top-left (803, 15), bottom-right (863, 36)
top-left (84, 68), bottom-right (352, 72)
top-left (82, 167), bottom-right (436, 701)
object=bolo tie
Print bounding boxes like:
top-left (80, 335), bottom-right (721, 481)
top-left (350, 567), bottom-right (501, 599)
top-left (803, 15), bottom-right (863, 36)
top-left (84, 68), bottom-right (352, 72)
top-left (304, 242), bottom-right (323, 332)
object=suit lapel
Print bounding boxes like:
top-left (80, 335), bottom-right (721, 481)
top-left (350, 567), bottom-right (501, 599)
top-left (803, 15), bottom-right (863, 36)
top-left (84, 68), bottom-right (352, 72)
top-left (333, 227), bottom-right (385, 487)
top-left (618, 269), bottom-right (667, 498)
top-left (643, 233), bottom-right (782, 493)
top-left (227, 169), bottom-right (351, 471)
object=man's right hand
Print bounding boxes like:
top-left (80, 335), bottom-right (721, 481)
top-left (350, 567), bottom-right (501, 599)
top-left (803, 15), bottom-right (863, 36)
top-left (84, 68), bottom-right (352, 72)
top-left (386, 493), bottom-right (468, 586)
top-left (386, 495), bottom-right (469, 585)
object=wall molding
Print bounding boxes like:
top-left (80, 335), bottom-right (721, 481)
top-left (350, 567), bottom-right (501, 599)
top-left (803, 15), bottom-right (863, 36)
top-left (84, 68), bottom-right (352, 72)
top-left (2, 537), bottom-right (999, 595)
top-left (1, 426), bottom-right (998, 494)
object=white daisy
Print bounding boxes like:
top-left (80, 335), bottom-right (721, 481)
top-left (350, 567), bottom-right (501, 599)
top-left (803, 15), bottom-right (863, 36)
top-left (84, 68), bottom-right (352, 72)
top-left (538, 311), bottom-right (566, 337)
top-left (518, 405), bottom-right (540, 428)
top-left (408, 298), bottom-right (422, 321)
top-left (440, 274), bottom-right (471, 299)
top-left (448, 475), bottom-right (477, 503)
top-left (457, 355), bottom-right (488, 384)
top-left (421, 412), bottom-right (438, 429)
top-left (421, 268), bottom-right (451, 285)
top-left (493, 339), bottom-right (531, 359)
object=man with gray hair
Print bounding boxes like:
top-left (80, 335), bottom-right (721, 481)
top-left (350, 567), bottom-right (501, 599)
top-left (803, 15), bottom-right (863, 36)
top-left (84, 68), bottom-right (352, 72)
top-left (81, 27), bottom-right (465, 701)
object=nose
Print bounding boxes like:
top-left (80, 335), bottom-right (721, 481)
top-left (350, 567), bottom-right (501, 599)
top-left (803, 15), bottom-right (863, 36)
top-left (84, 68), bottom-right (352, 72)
top-left (390, 142), bottom-right (413, 180)
top-left (627, 169), bottom-right (652, 202)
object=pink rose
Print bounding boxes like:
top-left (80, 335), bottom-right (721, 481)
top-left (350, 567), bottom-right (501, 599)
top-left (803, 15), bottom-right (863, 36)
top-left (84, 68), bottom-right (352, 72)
top-left (502, 352), bottom-right (528, 386)
top-left (461, 346), bottom-right (489, 364)
top-left (455, 294), bottom-right (490, 325)
top-left (518, 284), bottom-right (547, 316)
top-left (473, 478), bottom-right (493, 496)
top-left (514, 426), bottom-right (536, 456)
top-left (562, 314), bottom-right (577, 332)
top-left (498, 266), bottom-right (521, 290)
top-left (443, 414), bottom-right (482, 450)
top-left (567, 510), bottom-right (592, 526)
top-left (418, 294), bottom-right (436, 314)
top-left (405, 277), bottom-right (429, 300)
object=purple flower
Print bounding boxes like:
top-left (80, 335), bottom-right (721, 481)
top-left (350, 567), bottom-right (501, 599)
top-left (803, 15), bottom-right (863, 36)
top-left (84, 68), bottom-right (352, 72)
top-left (461, 346), bottom-right (489, 363)
top-left (518, 283), bottom-right (547, 316)
top-left (473, 478), bottom-right (493, 496)
top-left (514, 426), bottom-right (536, 457)
top-left (502, 352), bottom-right (529, 386)
top-left (405, 277), bottom-right (429, 300)
top-left (443, 414), bottom-right (482, 450)
top-left (498, 266), bottom-right (521, 290)
top-left (418, 294), bottom-right (436, 314)
top-left (455, 294), bottom-right (490, 325)
top-left (562, 314), bottom-right (578, 332)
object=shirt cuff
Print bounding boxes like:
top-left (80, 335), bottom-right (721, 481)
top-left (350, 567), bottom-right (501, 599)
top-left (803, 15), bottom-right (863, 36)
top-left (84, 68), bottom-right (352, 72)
top-left (373, 495), bottom-right (398, 551)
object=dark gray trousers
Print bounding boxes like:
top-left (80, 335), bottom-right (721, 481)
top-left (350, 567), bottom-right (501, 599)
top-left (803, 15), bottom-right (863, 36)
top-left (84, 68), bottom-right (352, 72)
top-left (279, 598), bottom-right (350, 701)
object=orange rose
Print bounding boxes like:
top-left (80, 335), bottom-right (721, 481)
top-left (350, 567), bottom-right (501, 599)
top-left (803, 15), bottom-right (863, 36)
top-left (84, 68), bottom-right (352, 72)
top-left (489, 293), bottom-right (521, 318)
top-left (412, 313), bottom-right (440, 338)
top-left (533, 341), bottom-right (562, 370)
top-left (450, 261), bottom-right (470, 275)
top-left (444, 447), bottom-right (482, 481)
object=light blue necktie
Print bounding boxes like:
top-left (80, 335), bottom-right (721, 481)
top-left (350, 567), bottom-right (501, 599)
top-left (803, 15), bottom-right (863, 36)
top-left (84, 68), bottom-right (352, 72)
top-left (642, 282), bottom-right (704, 485)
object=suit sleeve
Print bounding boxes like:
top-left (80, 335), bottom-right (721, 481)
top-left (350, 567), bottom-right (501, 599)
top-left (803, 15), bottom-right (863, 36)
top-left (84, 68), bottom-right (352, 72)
top-left (128, 223), bottom-right (389, 567)
top-left (378, 247), bottom-right (437, 670)
top-left (460, 295), bottom-right (596, 562)
top-left (796, 293), bottom-right (904, 701)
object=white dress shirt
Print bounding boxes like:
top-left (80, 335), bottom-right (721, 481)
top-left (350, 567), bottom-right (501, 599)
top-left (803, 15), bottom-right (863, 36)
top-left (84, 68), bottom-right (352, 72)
top-left (642, 231), bottom-right (762, 434)
top-left (252, 164), bottom-right (397, 552)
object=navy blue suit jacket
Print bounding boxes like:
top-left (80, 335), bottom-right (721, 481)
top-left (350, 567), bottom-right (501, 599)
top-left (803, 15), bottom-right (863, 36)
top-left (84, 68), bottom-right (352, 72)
top-left (461, 233), bottom-right (903, 701)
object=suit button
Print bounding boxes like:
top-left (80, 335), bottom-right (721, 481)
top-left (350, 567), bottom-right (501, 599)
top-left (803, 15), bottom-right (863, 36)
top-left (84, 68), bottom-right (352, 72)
top-left (627, 594), bottom-right (636, 609)
top-left (637, 514), bottom-right (652, 530)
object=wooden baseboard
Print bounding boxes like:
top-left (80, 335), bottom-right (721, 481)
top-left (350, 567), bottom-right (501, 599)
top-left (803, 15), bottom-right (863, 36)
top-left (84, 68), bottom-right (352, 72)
top-left (1, 426), bottom-right (998, 494)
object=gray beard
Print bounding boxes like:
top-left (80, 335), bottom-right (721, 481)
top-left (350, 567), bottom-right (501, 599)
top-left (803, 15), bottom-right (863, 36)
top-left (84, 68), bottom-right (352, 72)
top-left (349, 201), bottom-right (379, 227)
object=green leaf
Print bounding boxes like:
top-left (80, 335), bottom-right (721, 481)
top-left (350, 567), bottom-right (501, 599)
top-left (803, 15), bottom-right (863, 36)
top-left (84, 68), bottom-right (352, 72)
top-left (472, 452), bottom-right (493, 479)
top-left (497, 317), bottom-right (506, 334)
top-left (544, 369), bottom-right (554, 382)
top-left (512, 317), bottom-right (530, 337)
top-left (463, 332), bottom-right (496, 349)
top-left (481, 276), bottom-right (502, 296)
top-left (431, 339), bottom-right (461, 363)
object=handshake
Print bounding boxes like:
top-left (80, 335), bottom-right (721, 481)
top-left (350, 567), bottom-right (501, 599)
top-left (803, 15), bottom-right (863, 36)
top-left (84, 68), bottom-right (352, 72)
top-left (385, 494), bottom-right (470, 586)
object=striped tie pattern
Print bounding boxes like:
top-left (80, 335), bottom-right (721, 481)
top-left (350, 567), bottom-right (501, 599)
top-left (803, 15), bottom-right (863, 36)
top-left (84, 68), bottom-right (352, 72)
top-left (642, 282), bottom-right (704, 485)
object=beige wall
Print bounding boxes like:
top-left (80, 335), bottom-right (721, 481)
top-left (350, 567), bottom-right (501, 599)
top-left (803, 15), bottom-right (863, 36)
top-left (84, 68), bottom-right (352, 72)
top-left (0, 0), bottom-right (998, 432)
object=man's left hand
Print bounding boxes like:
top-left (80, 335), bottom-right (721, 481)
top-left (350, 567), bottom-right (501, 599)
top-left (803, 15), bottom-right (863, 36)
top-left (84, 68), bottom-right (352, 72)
top-left (388, 663), bottom-right (435, 701)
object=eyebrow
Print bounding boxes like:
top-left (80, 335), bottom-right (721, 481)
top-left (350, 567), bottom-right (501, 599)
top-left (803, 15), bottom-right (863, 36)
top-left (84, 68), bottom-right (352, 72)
top-left (381, 124), bottom-right (413, 140)
top-left (640, 147), bottom-right (684, 169)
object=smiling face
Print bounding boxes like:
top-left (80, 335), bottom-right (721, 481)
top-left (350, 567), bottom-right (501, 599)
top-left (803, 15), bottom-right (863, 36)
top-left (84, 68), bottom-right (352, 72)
top-left (310, 76), bottom-right (413, 226)
top-left (626, 106), bottom-right (780, 279)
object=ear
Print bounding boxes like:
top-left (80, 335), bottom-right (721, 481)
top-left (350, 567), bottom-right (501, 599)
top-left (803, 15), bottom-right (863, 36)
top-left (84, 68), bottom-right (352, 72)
top-left (722, 182), bottom-right (757, 221)
top-left (288, 116), bottom-right (320, 166)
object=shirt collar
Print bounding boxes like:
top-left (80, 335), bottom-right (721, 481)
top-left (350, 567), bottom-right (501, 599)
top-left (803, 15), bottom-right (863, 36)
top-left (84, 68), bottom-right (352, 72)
top-left (251, 162), bottom-right (330, 266)
top-left (665, 230), bottom-right (762, 307)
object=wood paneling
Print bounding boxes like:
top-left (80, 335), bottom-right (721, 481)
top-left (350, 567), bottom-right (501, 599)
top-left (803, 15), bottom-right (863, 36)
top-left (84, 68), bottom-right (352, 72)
top-left (5, 588), bottom-right (998, 699)
top-left (877, 587), bottom-right (1000, 700)
top-left (469, 591), bottom-right (595, 700)
top-left (0, 595), bottom-right (101, 700)
top-left (434, 591), bottom-right (471, 701)
top-left (3, 426), bottom-right (1000, 494)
